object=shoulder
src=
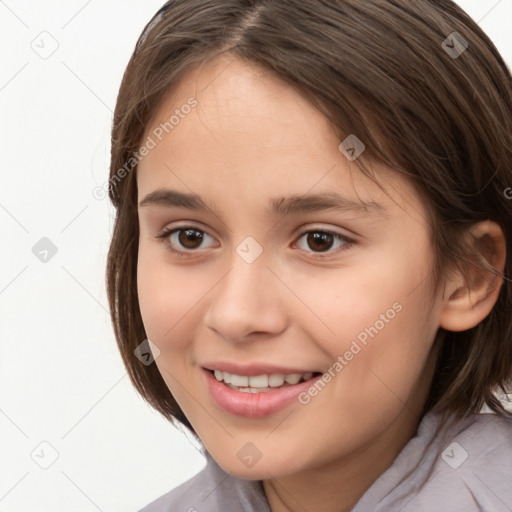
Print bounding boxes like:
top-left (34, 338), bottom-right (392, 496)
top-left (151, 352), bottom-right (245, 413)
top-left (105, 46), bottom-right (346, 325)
top-left (421, 413), bottom-right (512, 511)
top-left (137, 461), bottom-right (211, 512)
top-left (138, 452), bottom-right (270, 512)
top-left (399, 412), bottom-right (512, 512)
top-left (433, 412), bottom-right (512, 481)
top-left (451, 410), bottom-right (512, 457)
top-left (353, 412), bottom-right (512, 512)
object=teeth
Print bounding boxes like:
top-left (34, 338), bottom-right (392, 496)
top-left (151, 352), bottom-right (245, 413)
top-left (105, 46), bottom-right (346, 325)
top-left (249, 375), bottom-right (268, 387)
top-left (237, 387), bottom-right (274, 393)
top-left (225, 383), bottom-right (283, 393)
top-left (230, 374), bottom-right (249, 387)
top-left (212, 370), bottom-right (315, 389)
top-left (268, 374), bottom-right (285, 387)
top-left (284, 373), bottom-right (302, 385)
top-left (238, 387), bottom-right (261, 393)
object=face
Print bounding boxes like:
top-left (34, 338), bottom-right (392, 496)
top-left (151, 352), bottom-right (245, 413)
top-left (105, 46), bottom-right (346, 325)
top-left (136, 55), bottom-right (445, 480)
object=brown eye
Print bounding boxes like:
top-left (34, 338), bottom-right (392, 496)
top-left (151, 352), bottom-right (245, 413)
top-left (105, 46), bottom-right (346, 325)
top-left (177, 229), bottom-right (204, 249)
top-left (296, 230), bottom-right (352, 255)
top-left (157, 226), bottom-right (218, 255)
top-left (306, 232), bottom-right (334, 252)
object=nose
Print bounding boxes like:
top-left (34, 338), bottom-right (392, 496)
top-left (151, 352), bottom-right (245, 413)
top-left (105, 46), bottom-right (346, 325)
top-left (203, 252), bottom-right (288, 343)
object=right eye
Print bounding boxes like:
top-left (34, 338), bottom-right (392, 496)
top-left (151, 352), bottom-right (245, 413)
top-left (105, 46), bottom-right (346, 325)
top-left (156, 226), bottom-right (219, 256)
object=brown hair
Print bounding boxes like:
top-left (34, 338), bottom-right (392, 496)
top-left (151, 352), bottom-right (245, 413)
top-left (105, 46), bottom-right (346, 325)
top-left (106, 0), bottom-right (512, 435)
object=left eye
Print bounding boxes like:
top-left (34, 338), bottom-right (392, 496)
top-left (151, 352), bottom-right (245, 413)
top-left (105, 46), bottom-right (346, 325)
top-left (295, 230), bottom-right (352, 254)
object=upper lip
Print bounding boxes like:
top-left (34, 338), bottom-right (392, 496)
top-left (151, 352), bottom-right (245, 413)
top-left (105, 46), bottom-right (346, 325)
top-left (202, 362), bottom-right (320, 376)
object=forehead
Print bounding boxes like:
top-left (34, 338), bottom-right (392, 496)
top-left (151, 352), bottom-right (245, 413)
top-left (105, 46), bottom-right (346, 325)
top-left (143, 56), bottom-right (339, 160)
top-left (137, 56), bottom-right (424, 223)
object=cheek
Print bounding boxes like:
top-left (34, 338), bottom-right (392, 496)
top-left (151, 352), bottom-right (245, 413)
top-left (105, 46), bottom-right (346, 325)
top-left (364, 295), bottom-right (438, 397)
top-left (333, 286), bottom-right (437, 414)
top-left (137, 250), bottom-right (204, 403)
top-left (136, 247), bottom-right (202, 348)
top-left (288, 259), bottom-right (416, 350)
top-left (137, 245), bottom-right (241, 363)
top-left (301, 253), bottom-right (437, 395)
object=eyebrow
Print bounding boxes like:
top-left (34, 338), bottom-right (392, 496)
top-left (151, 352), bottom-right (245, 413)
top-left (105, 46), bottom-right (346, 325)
top-left (138, 188), bottom-right (388, 217)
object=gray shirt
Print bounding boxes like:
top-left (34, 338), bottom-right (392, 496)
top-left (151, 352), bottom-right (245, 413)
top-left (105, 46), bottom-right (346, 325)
top-left (139, 411), bottom-right (512, 511)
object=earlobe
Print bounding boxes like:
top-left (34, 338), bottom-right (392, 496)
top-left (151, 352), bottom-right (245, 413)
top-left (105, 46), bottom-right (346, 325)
top-left (439, 221), bottom-right (506, 332)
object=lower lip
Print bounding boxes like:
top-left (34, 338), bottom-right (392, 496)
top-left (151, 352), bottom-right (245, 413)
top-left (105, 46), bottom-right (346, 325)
top-left (203, 368), bottom-right (320, 418)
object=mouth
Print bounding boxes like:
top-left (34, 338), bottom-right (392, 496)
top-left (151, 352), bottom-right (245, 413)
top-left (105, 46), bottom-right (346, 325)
top-left (207, 368), bottom-right (322, 393)
top-left (202, 367), bottom-right (323, 418)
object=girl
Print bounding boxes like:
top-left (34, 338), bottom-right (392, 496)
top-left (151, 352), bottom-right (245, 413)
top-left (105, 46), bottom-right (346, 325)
top-left (106, 1), bottom-right (512, 510)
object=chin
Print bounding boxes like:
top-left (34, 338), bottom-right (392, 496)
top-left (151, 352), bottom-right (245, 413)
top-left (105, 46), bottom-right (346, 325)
top-left (208, 449), bottom-right (301, 480)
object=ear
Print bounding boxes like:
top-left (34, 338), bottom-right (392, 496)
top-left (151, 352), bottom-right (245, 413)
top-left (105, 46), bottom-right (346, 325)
top-left (439, 221), bottom-right (506, 332)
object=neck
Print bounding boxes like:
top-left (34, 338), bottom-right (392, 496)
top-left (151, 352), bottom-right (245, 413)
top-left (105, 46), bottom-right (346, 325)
top-left (262, 406), bottom-right (422, 512)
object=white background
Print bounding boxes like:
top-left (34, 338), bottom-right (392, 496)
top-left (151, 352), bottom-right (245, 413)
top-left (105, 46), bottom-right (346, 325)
top-left (0, 1), bottom-right (511, 511)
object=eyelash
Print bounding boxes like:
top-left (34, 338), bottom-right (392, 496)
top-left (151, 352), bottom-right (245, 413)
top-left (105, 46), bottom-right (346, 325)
top-left (155, 225), bottom-right (356, 259)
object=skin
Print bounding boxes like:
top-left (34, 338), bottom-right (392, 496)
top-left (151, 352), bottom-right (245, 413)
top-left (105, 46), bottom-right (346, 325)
top-left (136, 56), bottom-right (505, 512)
